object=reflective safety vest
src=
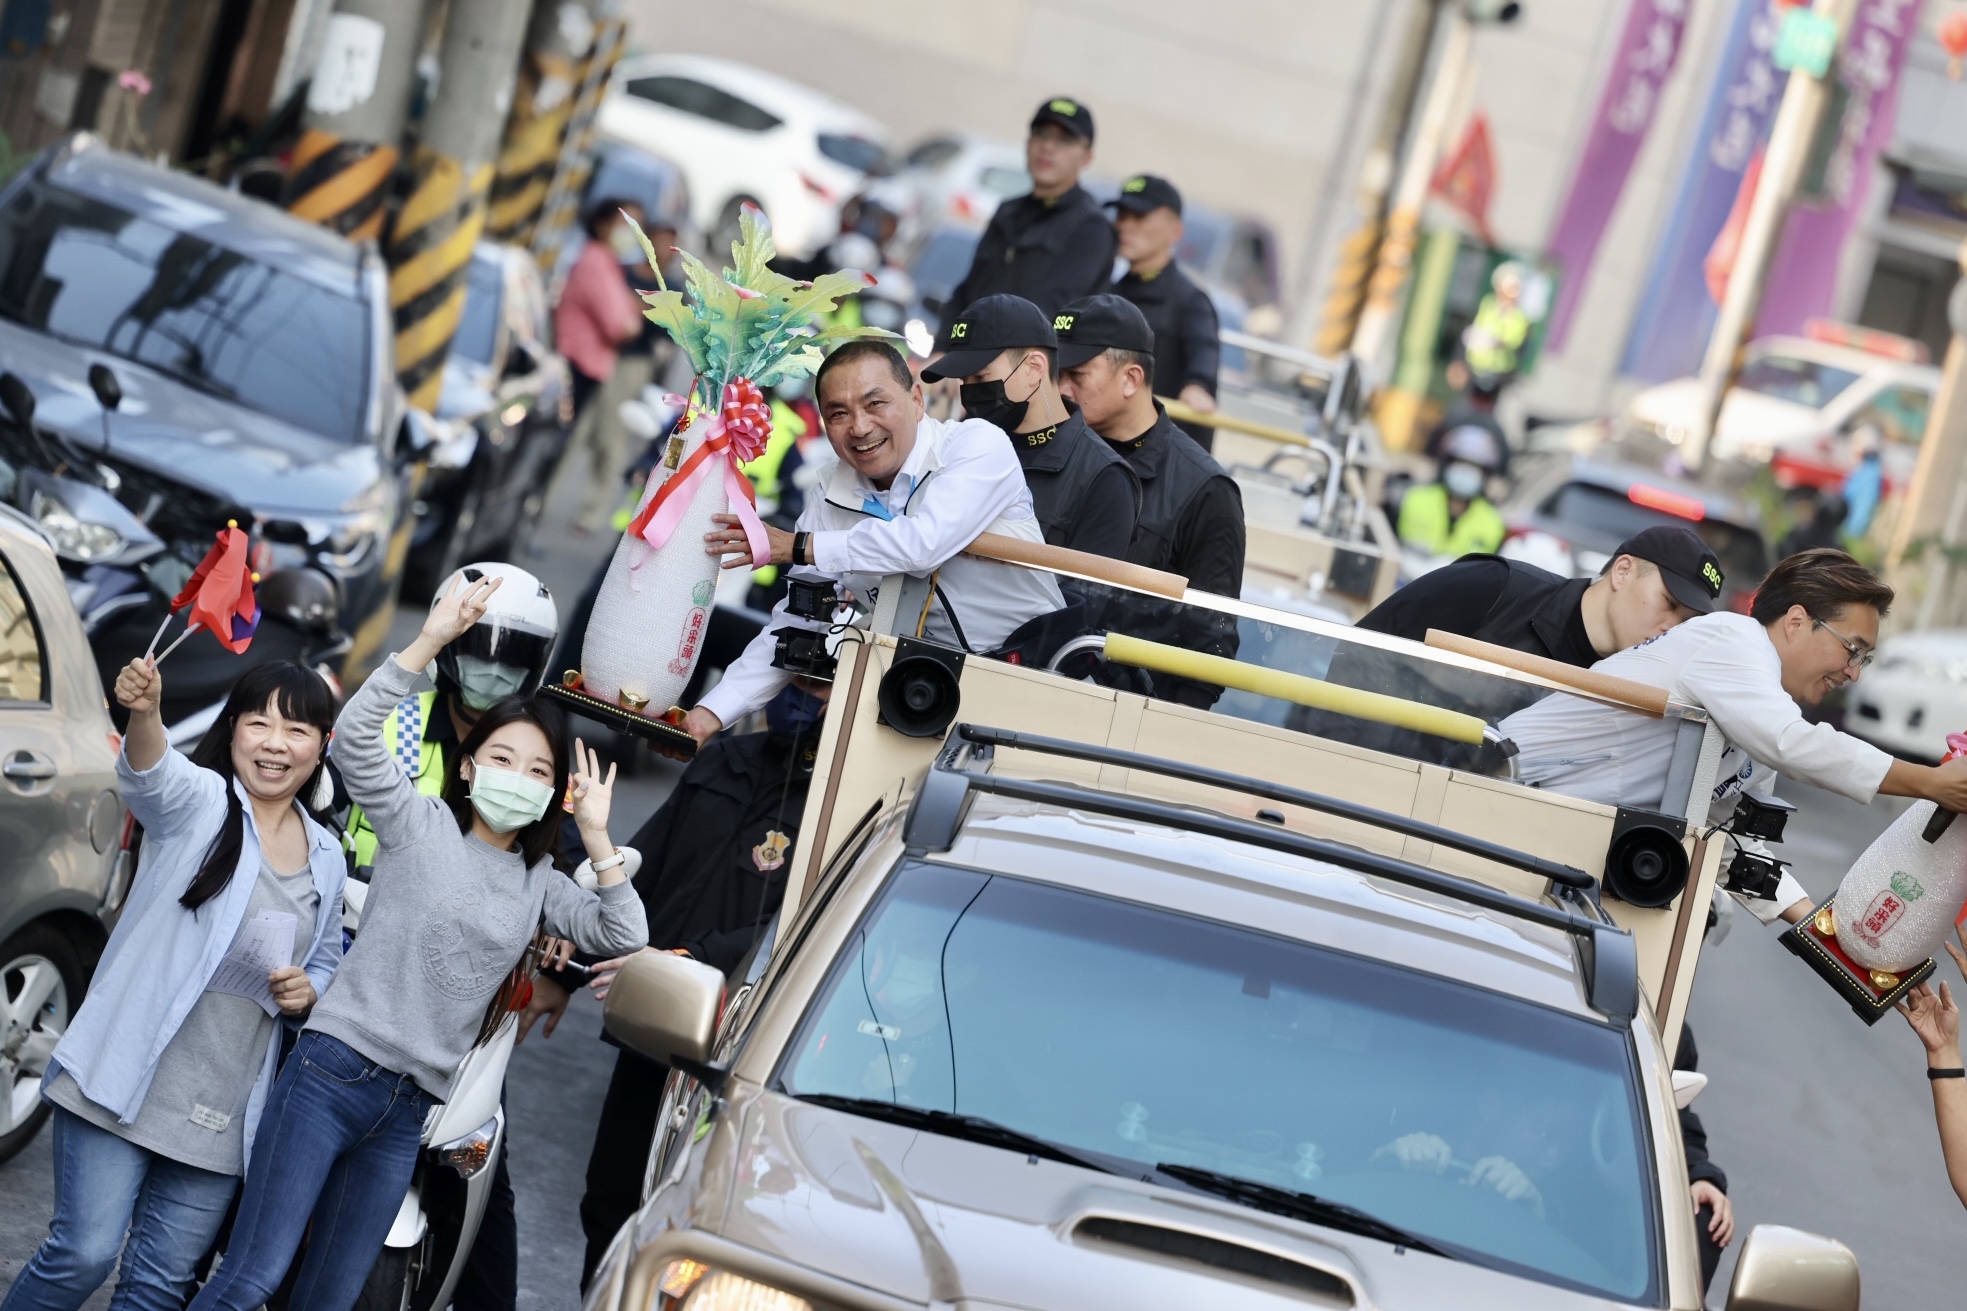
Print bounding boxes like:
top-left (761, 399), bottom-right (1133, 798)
top-left (1463, 295), bottom-right (1530, 378)
top-left (1398, 482), bottom-right (1506, 558)
top-left (345, 690), bottom-right (447, 873)
top-left (744, 399), bottom-right (808, 505)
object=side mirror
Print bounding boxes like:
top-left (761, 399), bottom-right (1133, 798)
top-left (257, 567), bottom-right (341, 635)
top-left (88, 363), bottom-right (122, 412)
top-left (1725, 1225), bottom-right (1859, 1311)
top-left (0, 373), bottom-right (35, 427)
top-left (602, 950), bottom-right (725, 1070)
top-left (1670, 1069), bottom-right (1707, 1109)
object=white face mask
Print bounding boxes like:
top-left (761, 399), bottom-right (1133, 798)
top-left (466, 764), bottom-right (556, 834)
top-left (455, 655), bottom-right (528, 712)
top-left (1442, 461), bottom-right (1487, 500)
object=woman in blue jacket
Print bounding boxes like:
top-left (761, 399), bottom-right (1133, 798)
top-left (2, 658), bottom-right (346, 1311)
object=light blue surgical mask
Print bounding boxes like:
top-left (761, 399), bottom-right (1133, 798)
top-left (467, 763), bottom-right (555, 834)
top-left (455, 655), bottom-right (527, 712)
top-left (1442, 461), bottom-right (1487, 500)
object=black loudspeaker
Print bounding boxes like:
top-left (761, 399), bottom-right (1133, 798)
top-left (1603, 808), bottom-right (1691, 909)
top-left (877, 639), bottom-right (965, 738)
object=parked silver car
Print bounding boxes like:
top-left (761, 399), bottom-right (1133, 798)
top-left (0, 504), bottom-right (124, 1162)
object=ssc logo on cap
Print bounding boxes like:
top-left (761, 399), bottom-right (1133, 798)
top-left (1054, 314), bottom-right (1075, 332)
top-left (949, 322), bottom-right (968, 339)
top-left (1049, 98), bottom-right (1079, 116)
top-left (1123, 177), bottom-right (1148, 193)
top-left (1701, 561), bottom-right (1723, 590)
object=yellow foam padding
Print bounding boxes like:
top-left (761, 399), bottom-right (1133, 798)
top-left (1102, 633), bottom-right (1487, 745)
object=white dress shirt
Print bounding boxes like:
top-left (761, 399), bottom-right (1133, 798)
top-left (1500, 612), bottom-right (1893, 923)
top-left (698, 414), bottom-right (1063, 727)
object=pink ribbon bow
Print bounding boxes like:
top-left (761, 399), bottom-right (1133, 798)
top-left (625, 378), bottom-right (772, 567)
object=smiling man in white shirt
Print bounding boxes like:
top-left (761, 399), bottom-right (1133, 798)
top-left (681, 340), bottom-right (1064, 747)
top-left (1502, 549), bottom-right (1967, 926)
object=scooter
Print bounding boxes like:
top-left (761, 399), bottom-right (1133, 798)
top-left (339, 883), bottom-right (518, 1311)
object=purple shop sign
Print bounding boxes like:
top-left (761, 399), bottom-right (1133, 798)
top-left (1757, 0), bottom-right (1918, 336)
top-left (1544, 0), bottom-right (1693, 352)
top-left (1622, 0), bottom-right (1783, 383)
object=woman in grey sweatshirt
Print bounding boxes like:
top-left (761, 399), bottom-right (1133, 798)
top-left (189, 575), bottom-right (649, 1311)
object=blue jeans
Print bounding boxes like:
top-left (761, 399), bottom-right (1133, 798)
top-left (0, 1106), bottom-right (237, 1311)
top-left (189, 1033), bottom-right (433, 1311)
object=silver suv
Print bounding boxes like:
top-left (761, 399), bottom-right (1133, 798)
top-left (590, 726), bottom-right (1856, 1311)
top-left (0, 505), bottom-right (123, 1162)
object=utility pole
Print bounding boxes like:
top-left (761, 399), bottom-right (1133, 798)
top-left (1885, 243), bottom-right (1967, 630)
top-left (284, 0), bottom-right (429, 242)
top-left (1680, 0), bottom-right (1862, 474)
top-left (527, 0), bottom-right (627, 278)
top-left (1308, 0), bottom-right (1444, 359)
top-left (389, 0), bottom-right (534, 412)
top-left (1348, 6), bottom-right (1476, 379)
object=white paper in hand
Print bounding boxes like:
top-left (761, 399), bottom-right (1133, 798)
top-left (206, 911), bottom-right (298, 1016)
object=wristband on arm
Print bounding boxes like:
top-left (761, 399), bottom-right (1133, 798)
top-left (1928, 1067), bottom-right (1966, 1080)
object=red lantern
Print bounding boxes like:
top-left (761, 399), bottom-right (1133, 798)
top-left (1942, 10), bottom-right (1967, 81)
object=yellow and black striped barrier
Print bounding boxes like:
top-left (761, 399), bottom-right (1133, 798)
top-left (284, 128), bottom-right (399, 243)
top-left (1312, 217), bottom-right (1383, 359)
top-left (486, 47), bottom-right (577, 247)
top-left (388, 149), bottom-right (492, 411)
top-left (528, 16), bottom-right (626, 271)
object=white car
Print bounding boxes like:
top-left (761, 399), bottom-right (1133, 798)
top-left (596, 54), bottom-right (892, 259)
top-left (1846, 628), bottom-right (1967, 761)
top-left (892, 131), bottom-right (1030, 239)
top-left (1624, 326), bottom-right (1937, 487)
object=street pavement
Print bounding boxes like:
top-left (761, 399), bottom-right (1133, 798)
top-left (3, 442), bottom-right (1961, 1305)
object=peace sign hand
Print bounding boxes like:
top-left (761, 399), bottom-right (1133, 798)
top-left (569, 737), bottom-right (617, 837)
top-left (400, 574), bottom-right (502, 674)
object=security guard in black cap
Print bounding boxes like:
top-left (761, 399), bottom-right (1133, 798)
top-left (924, 294), bottom-right (1138, 562)
top-left (1057, 293), bottom-right (1243, 707)
top-left (935, 98), bottom-right (1116, 349)
top-left (1108, 174), bottom-right (1222, 451)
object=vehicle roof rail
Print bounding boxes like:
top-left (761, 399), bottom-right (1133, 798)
top-left (956, 724), bottom-right (1595, 890)
top-left (915, 751), bottom-right (1638, 1024)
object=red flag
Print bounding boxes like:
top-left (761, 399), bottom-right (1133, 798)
top-left (1430, 113), bottom-right (1498, 244)
top-left (171, 525), bottom-right (260, 654)
top-left (1704, 148), bottom-right (1763, 305)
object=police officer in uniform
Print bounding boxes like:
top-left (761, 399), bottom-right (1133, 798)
top-left (936, 98), bottom-right (1115, 348)
top-left (1396, 424), bottom-right (1508, 558)
top-left (1056, 294), bottom-right (1243, 707)
top-left (1106, 175), bottom-right (1222, 451)
top-left (924, 294), bottom-right (1138, 561)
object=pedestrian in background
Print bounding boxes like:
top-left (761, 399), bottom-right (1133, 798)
top-left (936, 97), bottom-right (1114, 349)
top-left (555, 198), bottom-right (648, 535)
top-left (2, 661), bottom-right (344, 1311)
top-left (1106, 175), bottom-right (1222, 451)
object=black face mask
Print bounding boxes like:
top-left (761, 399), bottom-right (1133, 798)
top-left (960, 355), bottom-right (1039, 432)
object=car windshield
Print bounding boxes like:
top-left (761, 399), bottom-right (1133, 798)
top-left (818, 132), bottom-right (892, 177)
top-left (0, 176), bottom-right (368, 443)
top-left (1539, 482), bottom-right (1769, 588)
top-left (1734, 352), bottom-right (1860, 408)
top-left (451, 253), bottom-right (503, 367)
top-left (781, 862), bottom-right (1658, 1302)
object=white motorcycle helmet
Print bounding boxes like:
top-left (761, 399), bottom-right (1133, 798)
top-left (432, 562), bottom-right (559, 711)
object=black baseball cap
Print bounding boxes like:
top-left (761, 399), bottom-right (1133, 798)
top-left (923, 295), bottom-right (1056, 381)
top-left (1613, 525), bottom-right (1724, 614)
top-left (1031, 96), bottom-right (1095, 142)
top-left (1106, 174), bottom-right (1182, 217)
top-left (1055, 293), bottom-right (1155, 368)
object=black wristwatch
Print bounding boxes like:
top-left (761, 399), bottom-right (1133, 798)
top-left (1926, 1066), bottom-right (1965, 1080)
top-left (792, 531), bottom-right (809, 566)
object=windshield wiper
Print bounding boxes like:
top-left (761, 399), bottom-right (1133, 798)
top-left (792, 1093), bottom-right (1122, 1175)
top-left (1155, 1163), bottom-right (1454, 1258)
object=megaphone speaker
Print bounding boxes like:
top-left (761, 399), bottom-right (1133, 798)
top-left (877, 638), bottom-right (965, 739)
top-left (1603, 808), bottom-right (1691, 909)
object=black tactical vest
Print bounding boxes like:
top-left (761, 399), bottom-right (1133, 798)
top-left (1016, 410), bottom-right (1138, 549)
top-left (1462, 554), bottom-right (1592, 661)
top-left (1122, 413), bottom-right (1235, 571)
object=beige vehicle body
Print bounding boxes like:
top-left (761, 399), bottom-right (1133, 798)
top-left (588, 533), bottom-right (1857, 1310)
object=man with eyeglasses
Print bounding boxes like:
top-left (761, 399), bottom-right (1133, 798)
top-left (1502, 548), bottom-right (1967, 928)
